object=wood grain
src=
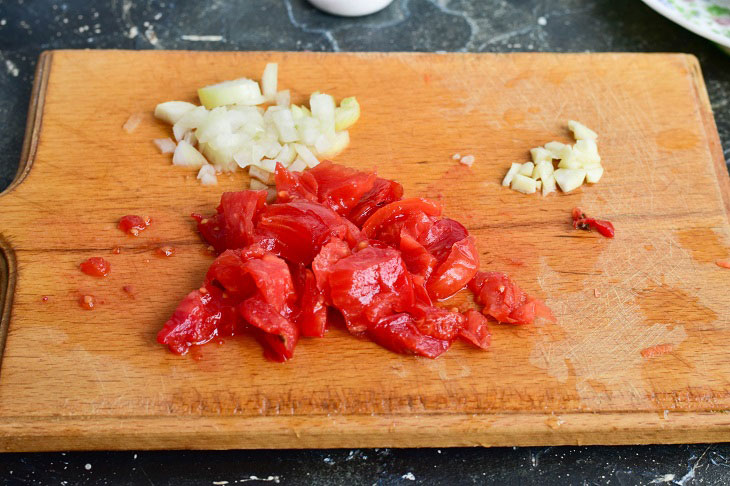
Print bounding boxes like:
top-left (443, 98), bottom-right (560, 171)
top-left (0, 50), bottom-right (729, 451)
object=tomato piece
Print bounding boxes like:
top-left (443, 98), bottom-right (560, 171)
top-left (399, 233), bottom-right (437, 279)
top-left (469, 271), bottom-right (554, 325)
top-left (362, 198), bottom-right (442, 239)
top-left (418, 218), bottom-right (469, 263)
top-left (370, 209), bottom-right (435, 248)
top-left (572, 207), bottom-right (615, 238)
top-left (118, 215), bottom-right (148, 236)
top-left (206, 248), bottom-right (294, 313)
top-left (348, 177), bottom-right (404, 228)
top-left (327, 246), bottom-right (415, 334)
top-left (311, 238), bottom-right (351, 304)
top-left (79, 257), bottom-right (111, 277)
top-left (239, 296), bottom-right (299, 362)
top-left (295, 269), bottom-right (328, 338)
top-left (309, 161), bottom-right (378, 216)
top-left (191, 212), bottom-right (226, 254)
top-left (426, 236), bottom-right (479, 300)
top-left (458, 309), bottom-right (491, 349)
top-left (219, 190), bottom-right (268, 249)
top-left (368, 313), bottom-right (451, 358)
top-left (274, 162), bottom-right (318, 203)
top-left (412, 306), bottom-right (465, 341)
top-left (157, 287), bottom-right (239, 355)
top-left (256, 200), bottom-right (361, 265)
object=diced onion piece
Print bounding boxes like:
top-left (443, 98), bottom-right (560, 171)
top-left (195, 107), bottom-right (232, 144)
top-left (568, 120), bottom-right (598, 141)
top-left (553, 168), bottom-right (586, 193)
top-left (510, 174), bottom-right (537, 194)
top-left (518, 162), bottom-right (534, 176)
top-left (310, 93), bottom-right (336, 135)
top-left (173, 140), bottom-right (208, 168)
top-left (154, 101), bottom-right (197, 125)
top-left (275, 89), bottom-right (290, 107)
top-left (198, 78), bottom-right (265, 109)
top-left (544, 141), bottom-right (571, 160)
top-left (250, 179), bottom-right (269, 190)
top-left (317, 131), bottom-right (350, 158)
top-left (534, 160), bottom-right (554, 181)
top-left (197, 164), bottom-right (218, 186)
top-left (542, 174), bottom-right (557, 196)
top-left (586, 166), bottom-right (604, 183)
top-left (530, 147), bottom-right (552, 164)
top-left (502, 163), bottom-right (522, 187)
top-left (154, 138), bottom-right (177, 154)
top-left (334, 97), bottom-right (360, 131)
top-left (294, 143), bottom-right (320, 168)
top-left (276, 144), bottom-right (297, 166)
top-left (182, 130), bottom-right (197, 146)
top-left (452, 153), bottom-right (461, 160)
top-left (173, 106), bottom-right (208, 141)
top-left (123, 112), bottom-right (144, 133)
top-left (261, 63), bottom-right (278, 101)
top-left (536, 180), bottom-right (542, 191)
top-left (272, 108), bottom-right (299, 143)
top-left (460, 155), bottom-right (475, 167)
top-left (233, 143), bottom-right (265, 169)
top-left (249, 165), bottom-right (273, 184)
top-left (290, 104), bottom-right (306, 121)
top-left (557, 148), bottom-right (583, 169)
top-left (289, 157), bottom-right (307, 172)
top-left (259, 158), bottom-right (278, 173)
top-left (573, 139), bottom-right (601, 167)
top-left (297, 117), bottom-right (321, 146)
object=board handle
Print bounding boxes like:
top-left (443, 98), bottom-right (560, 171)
top-left (0, 51), bottom-right (53, 371)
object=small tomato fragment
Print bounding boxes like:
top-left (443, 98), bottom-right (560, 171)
top-left (368, 313), bottom-right (451, 358)
top-left (239, 296), bottom-right (299, 362)
top-left (458, 309), bottom-right (491, 349)
top-left (79, 257), bottom-right (111, 277)
top-left (118, 215), bottom-right (148, 236)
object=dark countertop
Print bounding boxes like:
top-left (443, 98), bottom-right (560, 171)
top-left (1, 0), bottom-right (729, 484)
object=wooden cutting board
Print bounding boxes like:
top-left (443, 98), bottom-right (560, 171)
top-left (1, 50), bottom-right (729, 452)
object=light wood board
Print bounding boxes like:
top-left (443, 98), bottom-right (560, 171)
top-left (0, 50), bottom-right (729, 452)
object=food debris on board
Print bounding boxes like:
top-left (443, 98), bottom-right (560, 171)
top-left (157, 161), bottom-right (554, 362)
top-left (122, 112), bottom-right (143, 133)
top-left (79, 257), bottom-right (111, 277)
top-left (152, 63), bottom-right (360, 187)
top-left (716, 259), bottom-right (730, 269)
top-left (571, 207), bottom-right (615, 238)
top-left (502, 120), bottom-right (603, 196)
top-left (118, 215), bottom-right (150, 236)
top-left (641, 343), bottom-right (673, 358)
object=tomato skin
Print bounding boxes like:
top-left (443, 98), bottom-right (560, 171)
top-left (80, 257), bottom-right (111, 277)
top-left (348, 177), bottom-right (404, 228)
top-left (118, 215), bottom-right (148, 236)
top-left (239, 296), bottom-right (299, 362)
top-left (295, 269), bottom-right (328, 338)
top-left (220, 190), bottom-right (268, 249)
top-left (458, 310), bottom-right (491, 349)
top-left (362, 198), bottom-right (442, 239)
top-left (426, 236), bottom-right (479, 301)
top-left (311, 238), bottom-right (351, 304)
top-left (469, 271), bottom-right (554, 325)
top-left (399, 233), bottom-right (437, 279)
top-left (368, 313), bottom-right (451, 358)
top-left (327, 246), bottom-right (415, 334)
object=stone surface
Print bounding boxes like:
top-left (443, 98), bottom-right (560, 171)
top-left (0, 0), bottom-right (729, 484)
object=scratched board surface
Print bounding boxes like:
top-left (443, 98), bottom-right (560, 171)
top-left (0, 51), bottom-right (729, 451)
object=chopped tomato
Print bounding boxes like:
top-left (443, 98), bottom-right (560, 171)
top-left (80, 257), bottom-right (111, 277)
top-left (362, 198), bottom-right (442, 239)
top-left (469, 271), bottom-right (554, 325)
top-left (418, 218), bottom-right (469, 263)
top-left (309, 161), bottom-right (378, 216)
top-left (458, 310), bottom-right (491, 349)
top-left (311, 238), bottom-right (351, 303)
top-left (274, 162), bottom-right (318, 203)
top-left (426, 236), bottom-right (479, 300)
top-left (412, 306), bottom-right (465, 341)
top-left (295, 269), bottom-right (328, 338)
top-left (118, 215), bottom-right (148, 236)
top-left (327, 246), bottom-right (415, 333)
top-left (239, 296), bottom-right (299, 362)
top-left (571, 207), bottom-right (615, 238)
top-left (368, 313), bottom-right (451, 358)
top-left (348, 177), bottom-right (404, 227)
top-left (220, 190), bottom-right (268, 249)
top-left (191, 212), bottom-right (226, 254)
top-left (399, 233), bottom-right (438, 279)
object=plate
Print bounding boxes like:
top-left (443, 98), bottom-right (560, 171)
top-left (641, 0), bottom-right (730, 51)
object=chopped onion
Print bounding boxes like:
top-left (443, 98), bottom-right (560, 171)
top-left (261, 63), bottom-right (278, 101)
top-left (459, 155), bottom-right (475, 167)
top-left (586, 166), bottom-right (604, 183)
top-left (123, 112), bottom-right (144, 133)
top-left (452, 153), bottom-right (461, 160)
top-left (289, 157), bottom-right (307, 172)
top-left (317, 131), bottom-right (350, 158)
top-left (294, 143), bottom-right (320, 168)
top-left (249, 165), bottom-right (272, 183)
top-left (557, 148), bottom-right (583, 169)
top-left (310, 93), bottom-right (336, 135)
top-left (573, 139), bottom-right (601, 166)
top-left (518, 162), bottom-right (534, 176)
top-left (542, 174), bottom-right (557, 196)
top-left (334, 97), bottom-right (360, 131)
top-left (173, 106), bottom-right (208, 141)
top-left (197, 164), bottom-right (218, 185)
top-left (568, 120), bottom-right (598, 141)
top-left (534, 160), bottom-right (554, 181)
top-left (275, 144), bottom-right (297, 166)
top-left (544, 141), bottom-right (571, 160)
top-left (154, 138), bottom-right (177, 154)
top-left (250, 179), bottom-right (268, 190)
top-left (154, 101), bottom-right (196, 125)
top-left (173, 140), bottom-right (208, 168)
top-left (275, 90), bottom-right (290, 107)
top-left (530, 147), bottom-right (552, 164)
top-left (272, 108), bottom-right (299, 143)
top-left (259, 158), bottom-right (277, 173)
top-left (198, 78), bottom-right (265, 109)
top-left (511, 174), bottom-right (537, 194)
